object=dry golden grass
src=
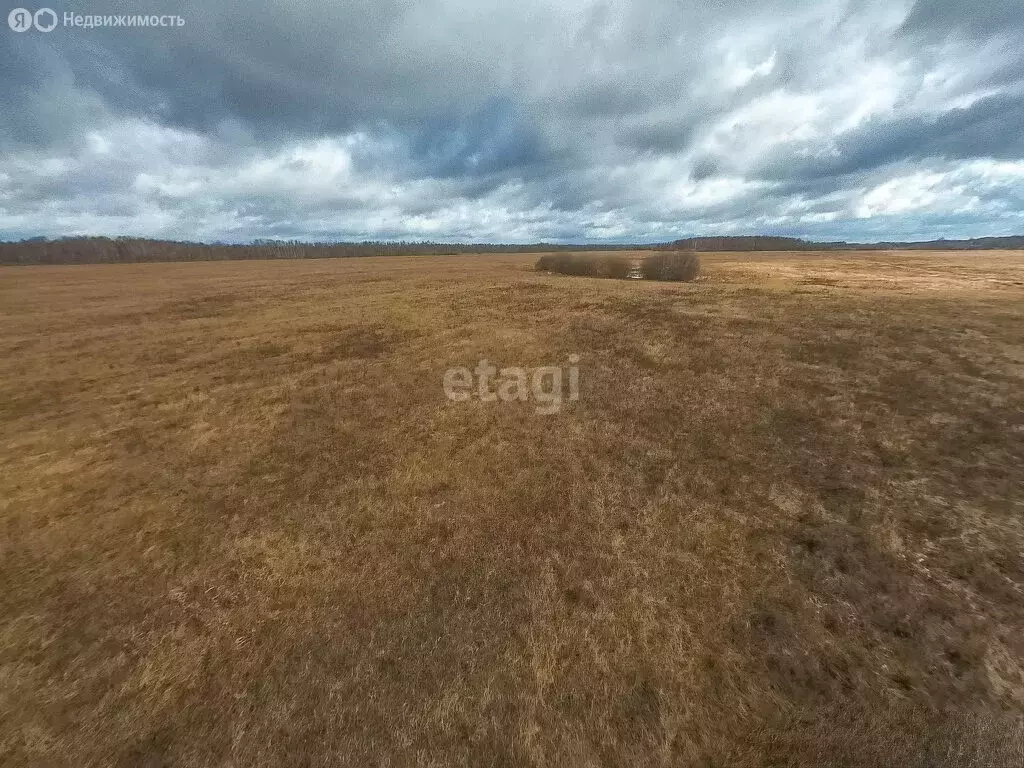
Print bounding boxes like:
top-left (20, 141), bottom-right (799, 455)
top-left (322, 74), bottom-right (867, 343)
top-left (2, 250), bottom-right (1023, 766)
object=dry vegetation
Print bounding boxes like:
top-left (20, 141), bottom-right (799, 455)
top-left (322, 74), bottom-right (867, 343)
top-left (536, 251), bottom-right (700, 281)
top-left (1, 250), bottom-right (1023, 766)
top-left (639, 251), bottom-right (701, 282)
top-left (535, 252), bottom-right (634, 279)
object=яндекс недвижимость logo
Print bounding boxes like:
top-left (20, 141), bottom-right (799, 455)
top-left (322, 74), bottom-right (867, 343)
top-left (8, 8), bottom-right (57, 32)
top-left (8, 8), bottom-right (184, 31)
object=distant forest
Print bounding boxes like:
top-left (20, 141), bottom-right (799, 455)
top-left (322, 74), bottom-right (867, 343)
top-left (2, 234), bottom-right (1023, 265)
top-left (666, 235), bottom-right (1024, 251)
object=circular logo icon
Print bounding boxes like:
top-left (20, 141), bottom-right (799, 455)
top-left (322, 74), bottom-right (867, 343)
top-left (8, 8), bottom-right (33, 32)
top-left (34, 8), bottom-right (58, 32)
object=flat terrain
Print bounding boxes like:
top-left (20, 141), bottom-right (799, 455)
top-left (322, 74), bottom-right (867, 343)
top-left (1, 251), bottom-right (1023, 766)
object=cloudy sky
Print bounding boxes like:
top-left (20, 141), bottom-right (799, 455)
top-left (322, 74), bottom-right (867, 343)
top-left (2, 0), bottom-right (1023, 243)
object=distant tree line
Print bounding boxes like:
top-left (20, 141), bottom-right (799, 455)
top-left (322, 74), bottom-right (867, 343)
top-left (0, 237), bottom-right (652, 265)
top-left (2, 234), bottom-right (1022, 265)
top-left (661, 236), bottom-right (822, 251)
top-left (663, 235), bottom-right (1024, 251)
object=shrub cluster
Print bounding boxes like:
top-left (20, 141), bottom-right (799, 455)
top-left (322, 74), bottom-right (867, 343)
top-left (537, 251), bottom-right (699, 282)
top-left (638, 251), bottom-right (700, 282)
top-left (535, 253), bottom-right (632, 279)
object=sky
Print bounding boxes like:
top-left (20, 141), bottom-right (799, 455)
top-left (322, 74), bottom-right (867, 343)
top-left (2, 0), bottom-right (1023, 243)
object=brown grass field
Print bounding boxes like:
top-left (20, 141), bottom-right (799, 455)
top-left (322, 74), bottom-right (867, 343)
top-left (2, 250), bottom-right (1023, 766)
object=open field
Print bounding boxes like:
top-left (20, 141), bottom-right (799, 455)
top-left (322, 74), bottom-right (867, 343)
top-left (2, 250), bottom-right (1023, 766)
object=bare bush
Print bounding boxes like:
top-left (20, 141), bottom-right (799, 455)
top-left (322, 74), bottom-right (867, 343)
top-left (639, 251), bottom-right (700, 282)
top-left (591, 254), bottom-right (632, 279)
top-left (535, 252), bottom-right (632, 279)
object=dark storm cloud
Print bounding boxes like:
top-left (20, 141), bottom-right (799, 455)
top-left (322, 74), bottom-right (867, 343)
top-left (10, 0), bottom-right (515, 139)
top-left (2, 0), bottom-right (1024, 242)
top-left (897, 0), bottom-right (1024, 41)
top-left (690, 158), bottom-right (720, 182)
top-left (405, 99), bottom-right (549, 179)
top-left (752, 91), bottom-right (1024, 186)
top-left (0, 35), bottom-right (111, 150)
